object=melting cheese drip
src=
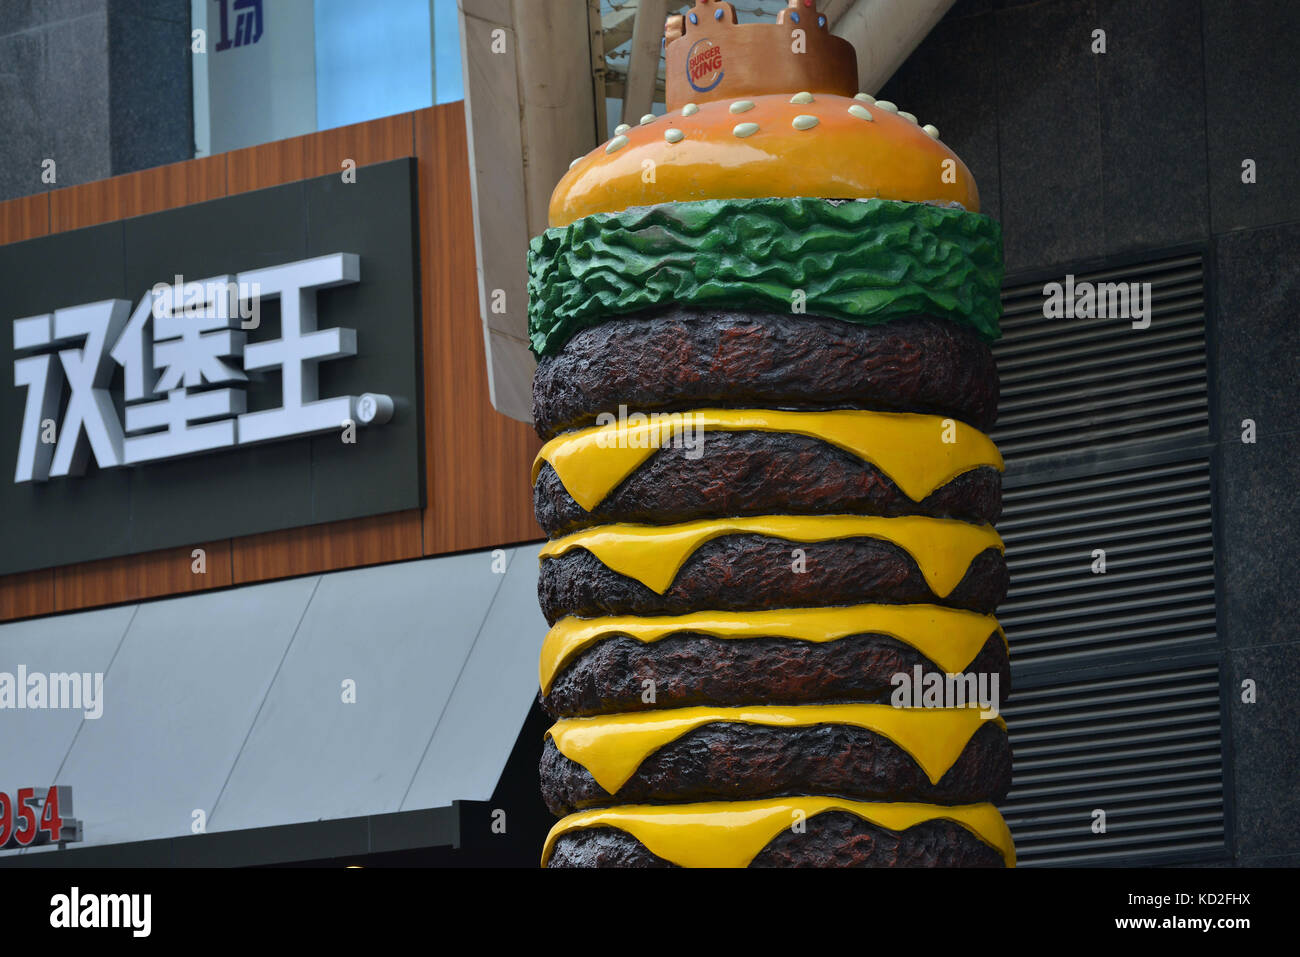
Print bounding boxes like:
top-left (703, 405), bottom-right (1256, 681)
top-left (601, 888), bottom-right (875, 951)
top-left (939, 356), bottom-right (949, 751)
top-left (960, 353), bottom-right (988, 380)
top-left (542, 798), bottom-right (1016, 868)
top-left (532, 409), bottom-right (1004, 510)
top-left (547, 703), bottom-right (1004, 793)
top-left (539, 603), bottom-right (1005, 694)
top-left (538, 514), bottom-right (1004, 597)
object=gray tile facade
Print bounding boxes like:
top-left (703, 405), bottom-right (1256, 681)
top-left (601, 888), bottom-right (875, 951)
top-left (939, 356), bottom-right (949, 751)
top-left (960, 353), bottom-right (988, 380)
top-left (995, 0), bottom-right (1105, 273)
top-left (1203, 0), bottom-right (1300, 232)
top-left (42, 11), bottom-right (114, 189)
top-left (1213, 222), bottom-right (1300, 439)
top-left (1097, 0), bottom-right (1209, 253)
top-left (1217, 435), bottom-right (1299, 654)
top-left (885, 0), bottom-right (1300, 866)
top-left (0, 0), bottom-right (191, 202)
top-left (1226, 644), bottom-right (1300, 860)
top-left (107, 9), bottom-right (193, 176)
top-left (0, 18), bottom-right (105, 199)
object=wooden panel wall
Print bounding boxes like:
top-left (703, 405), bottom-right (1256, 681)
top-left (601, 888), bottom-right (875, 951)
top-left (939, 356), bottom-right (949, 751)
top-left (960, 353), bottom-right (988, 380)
top-left (415, 107), bottom-right (543, 554)
top-left (0, 193), bottom-right (49, 245)
top-left (48, 154), bottom-right (228, 232)
top-left (0, 103), bottom-right (541, 623)
top-left (0, 193), bottom-right (53, 617)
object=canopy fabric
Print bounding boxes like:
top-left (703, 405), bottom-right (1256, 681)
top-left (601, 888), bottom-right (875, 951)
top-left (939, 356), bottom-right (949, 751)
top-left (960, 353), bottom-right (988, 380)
top-left (0, 544), bottom-right (544, 858)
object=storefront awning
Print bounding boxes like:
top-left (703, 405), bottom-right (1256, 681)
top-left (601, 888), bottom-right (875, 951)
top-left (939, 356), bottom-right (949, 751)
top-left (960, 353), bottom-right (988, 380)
top-left (0, 543), bottom-right (545, 863)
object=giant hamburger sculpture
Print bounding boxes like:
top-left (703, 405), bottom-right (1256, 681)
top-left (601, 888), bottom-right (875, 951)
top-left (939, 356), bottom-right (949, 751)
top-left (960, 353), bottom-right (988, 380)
top-left (530, 0), bottom-right (1014, 867)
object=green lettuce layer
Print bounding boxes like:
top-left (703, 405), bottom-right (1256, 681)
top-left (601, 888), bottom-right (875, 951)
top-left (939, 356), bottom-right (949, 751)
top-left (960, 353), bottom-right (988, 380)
top-left (527, 197), bottom-right (1003, 356)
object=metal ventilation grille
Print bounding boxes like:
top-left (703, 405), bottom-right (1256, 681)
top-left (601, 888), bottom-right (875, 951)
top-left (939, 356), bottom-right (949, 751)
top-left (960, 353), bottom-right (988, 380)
top-left (998, 458), bottom-right (1217, 669)
top-left (1001, 666), bottom-right (1226, 867)
top-left (992, 254), bottom-right (1209, 462)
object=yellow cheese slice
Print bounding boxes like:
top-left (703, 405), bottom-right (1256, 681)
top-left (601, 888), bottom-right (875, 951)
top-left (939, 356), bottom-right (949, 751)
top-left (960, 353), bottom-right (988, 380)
top-left (542, 798), bottom-right (1016, 868)
top-left (532, 409), bottom-right (1004, 511)
top-left (539, 603), bottom-right (1005, 693)
top-left (538, 514), bottom-right (1004, 597)
top-left (547, 703), bottom-right (1004, 793)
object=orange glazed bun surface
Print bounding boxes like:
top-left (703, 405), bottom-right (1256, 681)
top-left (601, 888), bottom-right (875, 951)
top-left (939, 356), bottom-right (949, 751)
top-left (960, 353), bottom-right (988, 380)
top-left (548, 93), bottom-right (981, 228)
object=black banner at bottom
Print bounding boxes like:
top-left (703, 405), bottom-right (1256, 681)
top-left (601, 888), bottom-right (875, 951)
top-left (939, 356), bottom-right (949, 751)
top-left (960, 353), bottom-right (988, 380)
top-left (0, 864), bottom-right (1281, 942)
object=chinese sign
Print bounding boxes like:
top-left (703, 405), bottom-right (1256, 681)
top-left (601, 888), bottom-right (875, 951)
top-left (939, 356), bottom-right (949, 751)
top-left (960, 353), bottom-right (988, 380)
top-left (198, 0), bottom-right (315, 155)
top-left (0, 159), bottom-right (423, 577)
top-left (13, 254), bottom-right (393, 483)
top-left (213, 0), bottom-right (264, 51)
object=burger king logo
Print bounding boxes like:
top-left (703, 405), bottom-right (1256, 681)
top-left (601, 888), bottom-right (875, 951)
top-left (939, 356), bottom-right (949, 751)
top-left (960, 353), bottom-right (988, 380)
top-left (686, 38), bottom-right (724, 93)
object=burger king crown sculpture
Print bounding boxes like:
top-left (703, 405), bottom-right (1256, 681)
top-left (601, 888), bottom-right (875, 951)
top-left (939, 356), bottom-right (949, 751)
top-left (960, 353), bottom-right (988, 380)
top-left (530, 0), bottom-right (1015, 868)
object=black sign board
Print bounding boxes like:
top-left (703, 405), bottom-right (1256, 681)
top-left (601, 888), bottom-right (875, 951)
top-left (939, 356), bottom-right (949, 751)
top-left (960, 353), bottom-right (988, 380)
top-left (0, 158), bottom-right (424, 576)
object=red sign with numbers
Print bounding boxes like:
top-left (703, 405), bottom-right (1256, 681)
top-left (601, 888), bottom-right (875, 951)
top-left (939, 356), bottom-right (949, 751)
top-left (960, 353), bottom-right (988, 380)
top-left (0, 787), bottom-right (82, 849)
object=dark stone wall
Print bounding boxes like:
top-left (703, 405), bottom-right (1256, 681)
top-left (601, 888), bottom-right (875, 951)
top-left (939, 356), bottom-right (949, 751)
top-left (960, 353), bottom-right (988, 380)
top-left (879, 0), bottom-right (1299, 867)
top-left (0, 0), bottom-right (192, 201)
